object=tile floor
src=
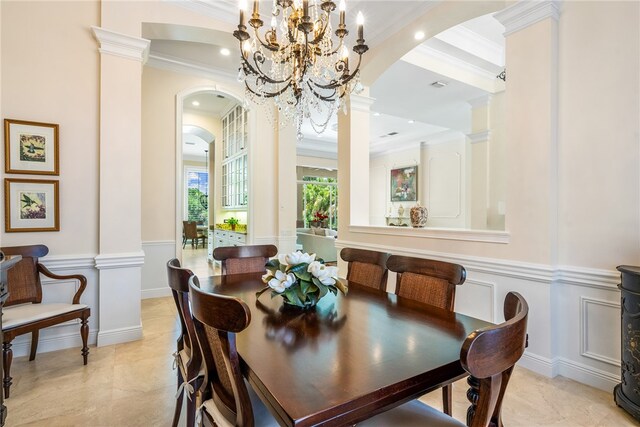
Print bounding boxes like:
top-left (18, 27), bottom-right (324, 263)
top-left (6, 251), bottom-right (638, 426)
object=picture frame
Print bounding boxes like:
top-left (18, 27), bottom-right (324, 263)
top-left (4, 178), bottom-right (60, 232)
top-left (390, 166), bottom-right (418, 202)
top-left (4, 119), bottom-right (59, 175)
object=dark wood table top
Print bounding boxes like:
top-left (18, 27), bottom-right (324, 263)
top-left (199, 273), bottom-right (491, 427)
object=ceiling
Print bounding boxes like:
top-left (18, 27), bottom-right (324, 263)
top-left (150, 1), bottom-right (506, 159)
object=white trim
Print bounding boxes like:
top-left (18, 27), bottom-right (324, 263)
top-left (91, 26), bottom-right (150, 62)
top-left (519, 353), bottom-right (559, 378)
top-left (580, 297), bottom-right (621, 367)
top-left (556, 266), bottom-right (619, 291)
top-left (141, 240), bottom-right (176, 247)
top-left (555, 357), bottom-right (619, 392)
top-left (494, 0), bottom-right (562, 37)
top-left (467, 95), bottom-right (493, 109)
top-left (347, 225), bottom-right (510, 244)
top-left (350, 94), bottom-right (376, 113)
top-left (40, 254), bottom-right (96, 271)
top-left (11, 329), bottom-right (98, 358)
top-left (436, 26), bottom-right (504, 67)
top-left (467, 130), bottom-right (491, 144)
top-left (408, 44), bottom-right (499, 84)
top-left (146, 53), bottom-right (238, 84)
top-left (142, 287), bottom-right (172, 299)
top-left (95, 251), bottom-right (145, 270)
top-left (297, 147), bottom-right (338, 160)
top-left (97, 325), bottom-right (143, 347)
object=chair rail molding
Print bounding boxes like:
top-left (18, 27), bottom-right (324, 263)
top-left (91, 26), bottom-right (150, 62)
top-left (40, 254), bottom-right (97, 271)
top-left (348, 225), bottom-right (511, 244)
top-left (494, 0), bottom-right (562, 36)
top-left (94, 251), bottom-right (145, 270)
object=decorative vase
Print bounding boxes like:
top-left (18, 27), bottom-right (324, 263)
top-left (231, 224), bottom-right (236, 231)
top-left (397, 204), bottom-right (405, 217)
top-left (410, 204), bottom-right (428, 228)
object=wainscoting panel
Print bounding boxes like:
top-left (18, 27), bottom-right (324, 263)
top-left (141, 240), bottom-right (175, 299)
top-left (455, 278), bottom-right (495, 322)
top-left (11, 255), bottom-right (99, 358)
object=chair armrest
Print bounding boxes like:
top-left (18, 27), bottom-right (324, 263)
top-left (37, 263), bottom-right (88, 304)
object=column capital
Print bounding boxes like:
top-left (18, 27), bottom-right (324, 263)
top-left (495, 1), bottom-right (561, 37)
top-left (467, 95), bottom-right (493, 109)
top-left (91, 26), bottom-right (150, 63)
top-left (467, 130), bottom-right (491, 144)
top-left (349, 93), bottom-right (376, 113)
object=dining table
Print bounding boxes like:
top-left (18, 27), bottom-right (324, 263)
top-left (199, 273), bottom-right (492, 427)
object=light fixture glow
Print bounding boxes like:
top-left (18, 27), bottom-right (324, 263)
top-left (192, 101), bottom-right (200, 107)
top-left (220, 48), bottom-right (230, 56)
top-left (373, 112), bottom-right (381, 117)
top-left (414, 31), bottom-right (425, 40)
top-left (408, 119), bottom-right (415, 124)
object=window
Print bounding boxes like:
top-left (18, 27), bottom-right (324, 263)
top-left (185, 167), bottom-right (208, 223)
top-left (299, 176), bottom-right (338, 229)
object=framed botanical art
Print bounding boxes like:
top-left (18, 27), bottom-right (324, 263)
top-left (4, 119), bottom-right (59, 175)
top-left (390, 166), bottom-right (418, 202)
top-left (4, 178), bottom-right (59, 232)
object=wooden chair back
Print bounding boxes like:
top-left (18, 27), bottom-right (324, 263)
top-left (462, 292), bottom-right (529, 427)
top-left (386, 255), bottom-right (466, 311)
top-left (166, 259), bottom-right (201, 371)
top-left (213, 244), bottom-right (278, 275)
top-left (183, 221), bottom-right (198, 239)
top-left (2, 245), bottom-right (49, 306)
top-left (188, 275), bottom-right (254, 426)
top-left (340, 248), bottom-right (390, 291)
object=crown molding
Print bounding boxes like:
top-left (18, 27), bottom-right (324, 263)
top-left (164, 0), bottom-right (238, 25)
top-left (350, 94), bottom-right (376, 113)
top-left (91, 26), bottom-right (150, 63)
top-left (467, 130), bottom-right (491, 144)
top-left (434, 25), bottom-right (504, 67)
top-left (146, 53), bottom-right (238, 84)
top-left (296, 146), bottom-right (338, 160)
top-left (409, 44), bottom-right (499, 84)
top-left (467, 94), bottom-right (492, 109)
top-left (494, 1), bottom-right (562, 37)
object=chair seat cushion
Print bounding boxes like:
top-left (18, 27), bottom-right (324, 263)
top-left (361, 399), bottom-right (465, 427)
top-left (178, 348), bottom-right (205, 377)
top-left (203, 380), bottom-right (279, 427)
top-left (3, 303), bottom-right (88, 330)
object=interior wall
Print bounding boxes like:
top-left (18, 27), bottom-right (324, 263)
top-left (487, 91), bottom-right (507, 230)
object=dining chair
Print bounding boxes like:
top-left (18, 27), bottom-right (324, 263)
top-left (213, 244), bottom-right (278, 275)
top-left (340, 248), bottom-right (390, 292)
top-left (183, 221), bottom-right (205, 249)
top-left (167, 259), bottom-right (203, 427)
top-left (1, 244), bottom-right (90, 399)
top-left (387, 254), bottom-right (466, 415)
top-left (362, 291), bottom-right (529, 427)
top-left (188, 275), bottom-right (279, 427)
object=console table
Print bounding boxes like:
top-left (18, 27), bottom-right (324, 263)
top-left (0, 255), bottom-right (21, 426)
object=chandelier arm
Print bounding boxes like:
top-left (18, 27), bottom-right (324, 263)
top-left (240, 48), bottom-right (291, 85)
top-left (252, 27), bottom-right (280, 52)
top-left (245, 80), bottom-right (292, 98)
top-left (311, 55), bottom-right (362, 90)
top-left (308, 15), bottom-right (331, 45)
top-left (305, 80), bottom-right (339, 102)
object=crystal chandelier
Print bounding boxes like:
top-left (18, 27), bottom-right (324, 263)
top-left (233, 0), bottom-right (369, 137)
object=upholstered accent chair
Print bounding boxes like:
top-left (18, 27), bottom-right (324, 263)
top-left (1, 244), bottom-right (90, 398)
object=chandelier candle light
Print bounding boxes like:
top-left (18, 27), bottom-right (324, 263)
top-left (233, 0), bottom-right (369, 137)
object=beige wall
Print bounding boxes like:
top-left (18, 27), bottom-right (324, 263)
top-left (1, 1), bottom-right (100, 254)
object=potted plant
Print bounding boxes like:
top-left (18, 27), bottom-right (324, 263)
top-left (227, 217), bottom-right (239, 231)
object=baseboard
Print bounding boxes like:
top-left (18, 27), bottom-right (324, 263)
top-left (141, 286), bottom-right (171, 299)
top-left (11, 329), bottom-right (98, 358)
top-left (556, 357), bottom-right (620, 392)
top-left (97, 324), bottom-right (143, 347)
top-left (519, 351), bottom-right (558, 377)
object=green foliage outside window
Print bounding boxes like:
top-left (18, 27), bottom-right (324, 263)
top-left (302, 176), bottom-right (337, 229)
top-left (187, 188), bottom-right (208, 223)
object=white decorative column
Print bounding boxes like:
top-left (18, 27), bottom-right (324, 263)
top-left (467, 95), bottom-right (492, 230)
top-left (92, 27), bottom-right (149, 346)
top-left (276, 121), bottom-right (298, 254)
top-left (495, 0), bottom-right (560, 372)
top-left (337, 91), bottom-right (375, 236)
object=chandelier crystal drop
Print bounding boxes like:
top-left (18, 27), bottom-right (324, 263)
top-left (233, 0), bottom-right (369, 137)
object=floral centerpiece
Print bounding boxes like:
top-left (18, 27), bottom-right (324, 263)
top-left (260, 251), bottom-right (347, 309)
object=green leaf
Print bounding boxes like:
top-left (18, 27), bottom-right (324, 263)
top-left (299, 279), bottom-right (311, 294)
top-left (317, 283), bottom-right (328, 298)
top-left (289, 263), bottom-right (308, 275)
top-left (284, 288), bottom-right (303, 306)
top-left (265, 259), bottom-right (280, 269)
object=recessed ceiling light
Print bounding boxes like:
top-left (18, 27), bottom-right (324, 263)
top-left (192, 101), bottom-right (200, 107)
top-left (414, 31), bottom-right (425, 41)
top-left (408, 120), bottom-right (415, 124)
top-left (431, 81), bottom-right (448, 88)
top-left (220, 48), bottom-right (230, 56)
top-left (373, 112), bottom-right (381, 117)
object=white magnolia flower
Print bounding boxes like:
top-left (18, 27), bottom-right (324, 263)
top-left (268, 270), bottom-right (296, 293)
top-left (279, 251), bottom-right (316, 266)
top-left (307, 261), bottom-right (337, 286)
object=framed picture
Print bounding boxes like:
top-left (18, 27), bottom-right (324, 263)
top-left (390, 166), bottom-right (418, 202)
top-left (4, 178), bottom-right (59, 232)
top-left (4, 119), bottom-right (59, 175)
